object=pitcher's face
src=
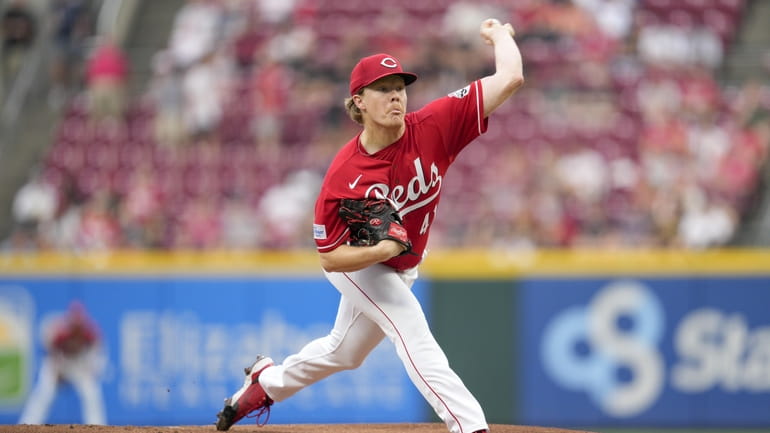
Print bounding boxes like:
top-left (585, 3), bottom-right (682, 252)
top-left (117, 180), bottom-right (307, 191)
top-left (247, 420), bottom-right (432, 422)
top-left (356, 75), bottom-right (408, 130)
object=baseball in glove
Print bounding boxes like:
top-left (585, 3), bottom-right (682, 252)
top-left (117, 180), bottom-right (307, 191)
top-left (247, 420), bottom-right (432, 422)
top-left (338, 198), bottom-right (414, 255)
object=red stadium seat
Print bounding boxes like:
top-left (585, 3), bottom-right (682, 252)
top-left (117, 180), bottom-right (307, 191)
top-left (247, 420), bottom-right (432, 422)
top-left (702, 8), bottom-right (737, 44)
top-left (716, 0), bottom-right (745, 13)
top-left (666, 8), bottom-right (696, 28)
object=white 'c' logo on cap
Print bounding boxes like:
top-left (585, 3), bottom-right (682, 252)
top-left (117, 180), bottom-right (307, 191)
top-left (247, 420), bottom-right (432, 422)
top-left (380, 57), bottom-right (398, 68)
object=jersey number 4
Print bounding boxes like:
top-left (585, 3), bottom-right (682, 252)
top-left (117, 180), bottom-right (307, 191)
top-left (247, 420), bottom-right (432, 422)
top-left (419, 206), bottom-right (438, 235)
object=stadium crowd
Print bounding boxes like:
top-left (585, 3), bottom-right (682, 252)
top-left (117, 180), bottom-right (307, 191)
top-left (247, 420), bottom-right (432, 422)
top-left (3, 0), bottom-right (769, 253)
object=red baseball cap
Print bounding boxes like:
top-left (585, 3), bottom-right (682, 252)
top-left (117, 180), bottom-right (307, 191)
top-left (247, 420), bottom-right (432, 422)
top-left (349, 53), bottom-right (418, 96)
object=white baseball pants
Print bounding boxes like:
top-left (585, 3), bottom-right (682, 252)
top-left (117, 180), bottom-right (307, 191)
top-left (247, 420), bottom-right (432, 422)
top-left (18, 354), bottom-right (106, 425)
top-left (258, 263), bottom-right (488, 433)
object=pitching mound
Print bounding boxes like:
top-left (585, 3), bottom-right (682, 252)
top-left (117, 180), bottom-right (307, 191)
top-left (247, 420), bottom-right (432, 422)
top-left (5, 424), bottom-right (597, 433)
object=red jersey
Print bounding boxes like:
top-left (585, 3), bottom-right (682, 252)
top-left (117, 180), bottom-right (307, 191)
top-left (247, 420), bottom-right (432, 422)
top-left (314, 80), bottom-right (487, 270)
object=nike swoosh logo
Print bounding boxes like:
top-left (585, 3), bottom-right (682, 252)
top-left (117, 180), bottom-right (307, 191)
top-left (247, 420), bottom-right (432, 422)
top-left (348, 174), bottom-right (363, 189)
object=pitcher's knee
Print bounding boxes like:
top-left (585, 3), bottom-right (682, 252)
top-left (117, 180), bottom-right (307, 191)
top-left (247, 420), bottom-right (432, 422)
top-left (342, 355), bottom-right (367, 370)
top-left (332, 350), bottom-right (368, 370)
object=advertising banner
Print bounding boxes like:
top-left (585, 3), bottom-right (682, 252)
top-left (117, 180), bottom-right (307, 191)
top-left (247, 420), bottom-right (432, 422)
top-left (0, 276), bottom-right (428, 425)
top-left (519, 276), bottom-right (770, 427)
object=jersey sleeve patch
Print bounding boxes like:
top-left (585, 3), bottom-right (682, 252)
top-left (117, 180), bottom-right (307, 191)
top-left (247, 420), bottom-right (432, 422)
top-left (448, 85), bottom-right (470, 99)
top-left (313, 223), bottom-right (327, 240)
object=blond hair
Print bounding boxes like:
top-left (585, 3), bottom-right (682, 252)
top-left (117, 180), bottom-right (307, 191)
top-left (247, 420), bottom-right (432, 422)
top-left (344, 93), bottom-right (364, 125)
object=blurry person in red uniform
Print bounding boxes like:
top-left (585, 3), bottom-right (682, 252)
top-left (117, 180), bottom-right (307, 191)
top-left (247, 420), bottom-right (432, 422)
top-left (85, 34), bottom-right (129, 126)
top-left (18, 301), bottom-right (107, 425)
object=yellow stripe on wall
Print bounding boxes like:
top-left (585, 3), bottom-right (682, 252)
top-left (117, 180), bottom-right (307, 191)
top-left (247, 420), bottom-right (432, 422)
top-left (421, 248), bottom-right (770, 278)
top-left (0, 249), bottom-right (768, 277)
top-left (0, 250), bottom-right (323, 276)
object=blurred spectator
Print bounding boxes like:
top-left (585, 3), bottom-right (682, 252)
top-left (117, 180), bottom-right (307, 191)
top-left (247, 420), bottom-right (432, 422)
top-left (164, 0), bottom-right (227, 145)
top-left (536, 0), bottom-right (599, 40)
top-left (554, 142), bottom-right (609, 205)
top-left (1, 0), bottom-right (38, 96)
top-left (182, 52), bottom-right (226, 144)
top-left (729, 78), bottom-right (770, 128)
top-left (256, 0), bottom-right (297, 25)
top-left (257, 169), bottom-right (321, 248)
top-left (676, 189), bottom-right (737, 249)
top-left (6, 169), bottom-right (59, 250)
top-left (572, 0), bottom-right (635, 40)
top-left (48, 0), bottom-right (94, 108)
top-left (149, 50), bottom-right (187, 148)
top-left (714, 125), bottom-right (764, 210)
top-left (84, 34), bottom-right (129, 126)
top-left (637, 21), bottom-right (723, 70)
top-left (173, 196), bottom-right (222, 249)
top-left (228, 3), bottom-right (266, 75)
top-left (46, 196), bottom-right (83, 250)
top-left (74, 188), bottom-right (122, 251)
top-left (443, 2), bottom-right (506, 46)
top-left (368, 9), bottom-right (412, 61)
top-left (118, 165), bottom-right (166, 248)
top-left (220, 193), bottom-right (262, 249)
top-left (636, 71), bottom-right (683, 122)
top-left (167, 0), bottom-right (224, 69)
top-left (687, 106), bottom-right (730, 182)
top-left (18, 301), bottom-right (107, 425)
top-left (35, 172), bottom-right (84, 250)
top-left (689, 26), bottom-right (724, 69)
top-left (250, 52), bottom-right (292, 153)
top-left (265, 16), bottom-right (315, 66)
top-left (680, 66), bottom-right (721, 118)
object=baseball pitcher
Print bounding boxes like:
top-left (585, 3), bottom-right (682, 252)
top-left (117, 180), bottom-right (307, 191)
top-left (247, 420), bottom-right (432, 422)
top-left (217, 18), bottom-right (523, 433)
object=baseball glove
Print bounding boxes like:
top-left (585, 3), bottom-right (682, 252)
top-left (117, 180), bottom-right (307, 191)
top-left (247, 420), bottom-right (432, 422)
top-left (339, 198), bottom-right (413, 255)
